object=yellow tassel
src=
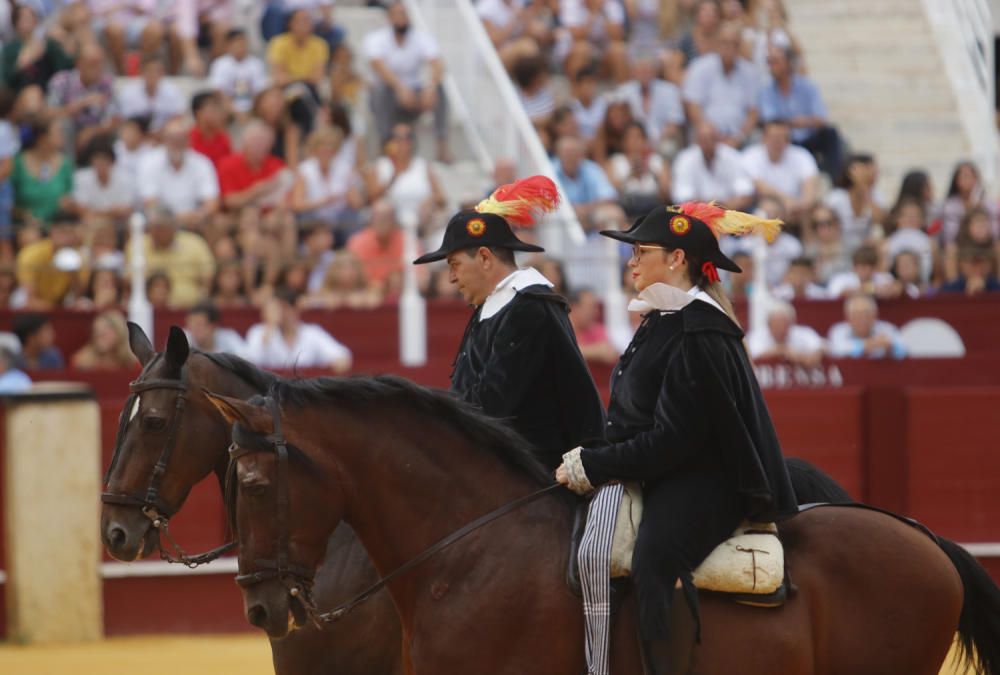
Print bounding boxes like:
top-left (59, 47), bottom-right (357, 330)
top-left (714, 210), bottom-right (783, 243)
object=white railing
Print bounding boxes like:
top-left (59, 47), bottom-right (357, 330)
top-left (127, 212), bottom-right (154, 343)
top-left (922, 0), bottom-right (999, 193)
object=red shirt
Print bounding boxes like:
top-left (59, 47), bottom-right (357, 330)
top-left (189, 126), bottom-right (232, 169)
top-left (218, 153), bottom-right (286, 197)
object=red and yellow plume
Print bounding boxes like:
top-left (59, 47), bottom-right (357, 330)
top-left (678, 201), bottom-right (782, 243)
top-left (475, 175), bottom-right (560, 228)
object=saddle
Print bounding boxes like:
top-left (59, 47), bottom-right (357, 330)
top-left (568, 484), bottom-right (788, 609)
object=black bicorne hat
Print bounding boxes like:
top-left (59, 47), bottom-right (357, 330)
top-left (600, 205), bottom-right (743, 273)
top-left (412, 211), bottom-right (544, 264)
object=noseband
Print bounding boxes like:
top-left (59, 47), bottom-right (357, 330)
top-left (102, 355), bottom-right (236, 567)
top-left (229, 395), bottom-right (562, 626)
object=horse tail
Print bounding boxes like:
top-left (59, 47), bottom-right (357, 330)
top-left (937, 537), bottom-right (1000, 675)
top-left (785, 457), bottom-right (853, 505)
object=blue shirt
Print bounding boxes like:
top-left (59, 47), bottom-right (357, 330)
top-left (0, 368), bottom-right (32, 394)
top-left (758, 75), bottom-right (828, 143)
top-left (552, 158), bottom-right (617, 206)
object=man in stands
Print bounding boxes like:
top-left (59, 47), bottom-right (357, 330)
top-left (346, 199), bottom-right (405, 299)
top-left (184, 301), bottom-right (246, 355)
top-left (827, 295), bottom-right (907, 360)
top-left (747, 300), bottom-right (825, 367)
top-left (15, 210), bottom-right (83, 308)
top-left (188, 91), bottom-right (232, 170)
top-left (741, 118), bottom-right (819, 223)
top-left (672, 120), bottom-right (753, 210)
top-left (12, 313), bottom-right (64, 369)
top-left (46, 42), bottom-right (118, 152)
top-left (128, 205), bottom-right (215, 308)
top-left (618, 53), bottom-right (685, 152)
top-left (118, 56), bottom-right (185, 131)
top-left (412, 178), bottom-right (606, 470)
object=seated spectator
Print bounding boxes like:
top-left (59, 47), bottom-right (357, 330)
top-left (2, 4), bottom-right (72, 94)
top-left (772, 256), bottom-right (826, 300)
top-left (114, 115), bottom-right (154, 177)
top-left (618, 53), bottom-right (685, 153)
top-left (944, 207), bottom-right (1000, 282)
top-left (759, 45), bottom-right (842, 178)
top-left (12, 312), bottom-right (64, 369)
top-left (667, 0), bottom-right (721, 81)
top-left (290, 126), bottom-right (362, 238)
top-left (883, 196), bottom-right (934, 284)
top-left (184, 301), bottom-right (246, 354)
top-left (682, 22), bottom-right (758, 146)
top-left (364, 1), bottom-right (449, 159)
top-left (826, 245), bottom-right (895, 299)
top-left (261, 0), bottom-right (344, 53)
top-left (15, 211), bottom-right (83, 308)
top-left (512, 54), bottom-right (555, 127)
top-left (209, 28), bottom-right (270, 117)
top-left (46, 42), bottom-right (118, 152)
top-left (71, 309), bottom-right (137, 369)
top-left (671, 120), bottom-right (753, 209)
top-left (803, 204), bottom-right (850, 285)
top-left (346, 199), bottom-right (404, 299)
top-left (128, 205), bottom-right (216, 307)
top-left (721, 195), bottom-right (802, 286)
top-left (0, 345), bottom-right (31, 393)
top-left (479, 0), bottom-right (549, 71)
top-left (568, 289), bottom-right (618, 364)
top-left (267, 8), bottom-right (329, 88)
top-left (12, 116), bottom-right (74, 225)
top-left (218, 120), bottom-right (296, 268)
top-left (45, 1), bottom-right (95, 62)
top-left (139, 118), bottom-right (220, 233)
top-left (252, 85), bottom-right (307, 167)
top-left (607, 121), bottom-right (670, 217)
top-left (210, 260), bottom-right (251, 308)
top-left (161, 0), bottom-right (220, 76)
top-left (568, 65), bottom-right (607, 143)
top-left (827, 295), bottom-right (907, 359)
top-left (300, 249), bottom-right (381, 309)
top-left (742, 0), bottom-right (801, 82)
top-left (118, 56), bottom-right (186, 131)
top-left (824, 153), bottom-right (885, 253)
top-left (188, 91), bottom-right (232, 170)
top-left (940, 160), bottom-right (998, 246)
top-left (938, 245), bottom-right (1000, 296)
top-left (74, 264), bottom-right (124, 311)
top-left (243, 287), bottom-right (353, 372)
top-left (73, 135), bottom-right (136, 227)
top-left (896, 168), bottom-right (939, 226)
top-left (592, 98), bottom-right (634, 165)
top-left (0, 88), bottom-right (19, 261)
top-left (146, 270), bottom-right (173, 308)
top-left (91, 0), bottom-right (163, 73)
top-left (741, 118), bottom-right (818, 222)
top-left (886, 249), bottom-right (924, 299)
top-left (557, 0), bottom-right (628, 83)
top-left (366, 123), bottom-right (446, 233)
top-left (747, 299), bottom-right (824, 367)
top-left (552, 135), bottom-right (619, 232)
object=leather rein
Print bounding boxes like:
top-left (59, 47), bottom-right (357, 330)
top-left (102, 356), bottom-right (236, 568)
top-left (229, 395), bottom-right (561, 626)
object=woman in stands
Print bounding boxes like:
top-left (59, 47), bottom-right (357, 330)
top-left (556, 204), bottom-right (798, 675)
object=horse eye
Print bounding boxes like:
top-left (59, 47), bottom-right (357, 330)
top-left (142, 416), bottom-right (167, 432)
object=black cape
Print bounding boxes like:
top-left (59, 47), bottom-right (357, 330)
top-left (451, 284), bottom-right (606, 471)
top-left (580, 300), bottom-right (797, 639)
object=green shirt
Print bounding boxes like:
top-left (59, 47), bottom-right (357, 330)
top-left (12, 153), bottom-right (73, 224)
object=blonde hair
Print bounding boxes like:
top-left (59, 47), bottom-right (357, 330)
top-left (306, 125), bottom-right (344, 154)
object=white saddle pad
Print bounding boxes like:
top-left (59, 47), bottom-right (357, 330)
top-left (609, 483), bottom-right (784, 595)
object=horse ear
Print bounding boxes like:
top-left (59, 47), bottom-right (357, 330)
top-left (164, 325), bottom-right (190, 370)
top-left (127, 321), bottom-right (155, 366)
top-left (202, 390), bottom-right (269, 431)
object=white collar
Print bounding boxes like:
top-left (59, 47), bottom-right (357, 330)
top-left (627, 283), bottom-right (726, 315)
top-left (479, 267), bottom-right (553, 320)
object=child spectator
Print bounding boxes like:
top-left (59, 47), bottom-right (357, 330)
top-left (940, 160), bottom-right (998, 246)
top-left (886, 250), bottom-right (924, 299)
top-left (883, 196), bottom-right (934, 284)
top-left (944, 207), bottom-right (1000, 283)
top-left (938, 246), bottom-right (1000, 296)
top-left (826, 245), bottom-right (896, 299)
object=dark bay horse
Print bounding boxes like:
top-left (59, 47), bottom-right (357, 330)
top-left (100, 324), bottom-right (402, 675)
top-left (207, 375), bottom-right (1000, 675)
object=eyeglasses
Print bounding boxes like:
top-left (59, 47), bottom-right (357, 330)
top-left (630, 244), bottom-right (666, 261)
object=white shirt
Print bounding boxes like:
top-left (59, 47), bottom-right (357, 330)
top-left (185, 327), bottom-right (246, 355)
top-left (570, 95), bottom-right (608, 140)
top-left (118, 79), bottom-right (186, 130)
top-left (824, 187), bottom-right (885, 252)
top-left (827, 320), bottom-right (906, 359)
top-left (559, 0), bottom-right (625, 43)
top-left (609, 152), bottom-right (664, 197)
top-left (477, 0), bottom-right (526, 31)
top-left (243, 323), bottom-right (352, 369)
top-left (884, 228), bottom-right (933, 282)
top-left (627, 283), bottom-right (725, 316)
top-left (297, 156), bottom-right (353, 205)
top-left (138, 147), bottom-right (220, 214)
top-left (363, 26), bottom-right (440, 90)
top-left (825, 270), bottom-right (895, 299)
top-left (741, 142), bottom-right (818, 198)
top-left (480, 267), bottom-right (553, 320)
top-left (672, 143), bottom-right (753, 203)
top-left (617, 79), bottom-right (684, 144)
top-left (208, 54), bottom-right (269, 113)
top-left (747, 324), bottom-right (825, 360)
top-left (73, 166), bottom-right (137, 210)
top-left (114, 139), bottom-right (154, 178)
top-left (682, 53), bottom-right (759, 137)
top-left (374, 156), bottom-right (432, 213)
top-left (722, 232), bottom-right (803, 287)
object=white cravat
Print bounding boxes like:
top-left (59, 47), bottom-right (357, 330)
top-left (479, 267), bottom-right (554, 320)
top-left (627, 283), bottom-right (726, 315)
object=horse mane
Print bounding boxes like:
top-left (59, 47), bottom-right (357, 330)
top-left (198, 351), bottom-right (281, 393)
top-left (269, 375), bottom-right (555, 487)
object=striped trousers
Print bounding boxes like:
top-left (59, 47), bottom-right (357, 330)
top-left (579, 482), bottom-right (625, 675)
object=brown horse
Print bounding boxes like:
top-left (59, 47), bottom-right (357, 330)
top-left (207, 374), bottom-right (1000, 675)
top-left (100, 324), bottom-right (402, 675)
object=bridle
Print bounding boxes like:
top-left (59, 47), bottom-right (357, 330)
top-left (102, 354), bottom-right (236, 567)
top-left (228, 394), bottom-right (561, 627)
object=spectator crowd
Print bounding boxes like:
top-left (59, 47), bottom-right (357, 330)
top-left (0, 0), bottom-right (994, 376)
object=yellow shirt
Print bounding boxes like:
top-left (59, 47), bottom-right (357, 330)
top-left (128, 231), bottom-right (216, 308)
top-left (267, 33), bottom-right (329, 82)
top-left (16, 239), bottom-right (75, 306)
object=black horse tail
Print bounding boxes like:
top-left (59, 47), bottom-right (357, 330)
top-left (785, 457), bottom-right (853, 505)
top-left (936, 538), bottom-right (1000, 675)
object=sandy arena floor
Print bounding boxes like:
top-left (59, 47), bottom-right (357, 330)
top-left (0, 634), bottom-right (977, 674)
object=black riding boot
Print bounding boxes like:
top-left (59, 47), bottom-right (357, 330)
top-left (639, 590), bottom-right (697, 675)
